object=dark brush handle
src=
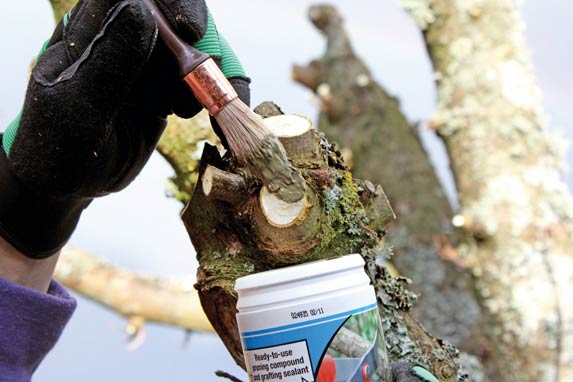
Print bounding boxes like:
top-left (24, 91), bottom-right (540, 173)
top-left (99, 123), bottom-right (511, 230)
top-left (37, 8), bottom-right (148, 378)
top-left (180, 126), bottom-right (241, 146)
top-left (142, 0), bottom-right (210, 77)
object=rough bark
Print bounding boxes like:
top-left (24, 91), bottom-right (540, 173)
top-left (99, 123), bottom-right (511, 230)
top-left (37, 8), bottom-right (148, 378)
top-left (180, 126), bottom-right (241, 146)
top-left (203, 164), bottom-right (249, 205)
top-left (292, 4), bottom-right (481, 354)
top-left (55, 247), bottom-right (213, 333)
top-left (183, 107), bottom-right (459, 381)
top-left (157, 111), bottom-right (222, 204)
top-left (402, 0), bottom-right (573, 380)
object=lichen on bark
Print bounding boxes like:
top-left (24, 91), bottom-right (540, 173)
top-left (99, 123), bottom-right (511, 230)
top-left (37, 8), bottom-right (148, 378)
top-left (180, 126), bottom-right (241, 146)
top-left (183, 106), bottom-right (458, 380)
top-left (156, 111), bottom-right (222, 205)
top-left (407, 0), bottom-right (573, 380)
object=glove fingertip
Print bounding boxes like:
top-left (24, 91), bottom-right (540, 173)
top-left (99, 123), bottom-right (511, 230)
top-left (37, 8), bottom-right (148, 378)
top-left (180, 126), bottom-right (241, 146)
top-left (171, 82), bottom-right (204, 118)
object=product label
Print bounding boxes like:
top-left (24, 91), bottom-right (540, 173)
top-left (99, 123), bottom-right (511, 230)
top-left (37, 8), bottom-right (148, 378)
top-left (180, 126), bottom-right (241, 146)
top-left (246, 341), bottom-right (314, 382)
top-left (240, 304), bottom-right (390, 382)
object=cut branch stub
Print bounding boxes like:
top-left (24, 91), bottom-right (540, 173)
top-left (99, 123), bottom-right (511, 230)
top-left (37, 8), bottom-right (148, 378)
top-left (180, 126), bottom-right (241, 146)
top-left (246, 182), bottom-right (321, 263)
top-left (264, 114), bottom-right (322, 164)
top-left (356, 179), bottom-right (395, 234)
top-left (240, 114), bottom-right (324, 262)
top-left (259, 185), bottom-right (310, 227)
top-left (203, 165), bottom-right (248, 206)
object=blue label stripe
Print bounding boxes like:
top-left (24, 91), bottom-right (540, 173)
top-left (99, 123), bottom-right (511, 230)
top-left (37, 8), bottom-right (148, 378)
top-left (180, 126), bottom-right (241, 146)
top-left (241, 303), bottom-right (377, 337)
top-left (245, 314), bottom-right (350, 342)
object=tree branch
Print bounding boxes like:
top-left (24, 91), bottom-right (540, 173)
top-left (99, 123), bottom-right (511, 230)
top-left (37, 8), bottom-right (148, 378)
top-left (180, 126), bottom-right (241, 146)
top-left (185, 112), bottom-right (459, 381)
top-left (293, 4), bottom-right (480, 365)
top-left (157, 111), bottom-right (223, 205)
top-left (329, 327), bottom-right (371, 358)
top-left (55, 247), bottom-right (214, 333)
top-left (404, 0), bottom-right (573, 380)
top-left (203, 165), bottom-right (249, 205)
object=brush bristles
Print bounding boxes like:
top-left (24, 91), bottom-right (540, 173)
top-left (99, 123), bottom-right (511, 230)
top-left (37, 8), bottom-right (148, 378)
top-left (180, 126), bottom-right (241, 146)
top-left (214, 99), bottom-right (305, 203)
top-left (214, 99), bottom-right (272, 163)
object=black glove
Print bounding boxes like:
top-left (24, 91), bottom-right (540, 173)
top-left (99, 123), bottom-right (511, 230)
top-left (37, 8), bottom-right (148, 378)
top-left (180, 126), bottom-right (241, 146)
top-left (0, 0), bottom-right (249, 258)
top-left (391, 362), bottom-right (440, 382)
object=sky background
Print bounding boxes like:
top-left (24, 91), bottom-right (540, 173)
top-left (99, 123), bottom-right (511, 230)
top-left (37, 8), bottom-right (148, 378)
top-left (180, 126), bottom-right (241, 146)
top-left (0, 0), bottom-right (571, 381)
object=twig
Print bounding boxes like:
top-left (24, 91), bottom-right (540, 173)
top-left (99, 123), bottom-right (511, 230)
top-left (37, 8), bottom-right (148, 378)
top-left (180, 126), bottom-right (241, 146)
top-left (215, 370), bottom-right (245, 382)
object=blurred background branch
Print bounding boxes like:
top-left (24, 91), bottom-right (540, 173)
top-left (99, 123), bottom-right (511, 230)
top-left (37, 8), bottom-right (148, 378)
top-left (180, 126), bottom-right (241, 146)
top-left (412, 0), bottom-right (573, 380)
top-left (55, 246), bottom-right (213, 333)
top-left (292, 3), bottom-right (478, 353)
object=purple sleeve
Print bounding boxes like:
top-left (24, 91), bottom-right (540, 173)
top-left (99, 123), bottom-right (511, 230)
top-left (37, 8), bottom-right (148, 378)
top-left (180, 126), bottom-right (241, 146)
top-left (0, 277), bottom-right (76, 382)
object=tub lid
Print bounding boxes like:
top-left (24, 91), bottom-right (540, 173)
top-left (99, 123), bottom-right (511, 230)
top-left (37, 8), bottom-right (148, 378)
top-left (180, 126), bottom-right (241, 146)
top-left (235, 254), bottom-right (365, 291)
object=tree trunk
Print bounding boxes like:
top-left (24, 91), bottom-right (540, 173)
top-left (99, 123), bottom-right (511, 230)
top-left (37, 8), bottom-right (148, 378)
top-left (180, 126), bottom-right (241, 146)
top-left (183, 107), bottom-right (459, 381)
top-left (404, 0), bottom-right (573, 380)
top-left (292, 3), bottom-right (482, 358)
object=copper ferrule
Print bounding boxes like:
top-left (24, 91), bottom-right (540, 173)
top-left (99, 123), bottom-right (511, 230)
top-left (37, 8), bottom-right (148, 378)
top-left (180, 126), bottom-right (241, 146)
top-left (183, 58), bottom-right (238, 116)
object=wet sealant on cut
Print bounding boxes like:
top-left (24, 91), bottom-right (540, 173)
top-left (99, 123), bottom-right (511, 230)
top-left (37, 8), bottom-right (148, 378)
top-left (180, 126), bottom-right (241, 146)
top-left (235, 254), bottom-right (391, 382)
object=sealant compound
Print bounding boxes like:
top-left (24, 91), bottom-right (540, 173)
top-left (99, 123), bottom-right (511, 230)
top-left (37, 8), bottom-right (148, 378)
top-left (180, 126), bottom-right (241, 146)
top-left (235, 254), bottom-right (392, 382)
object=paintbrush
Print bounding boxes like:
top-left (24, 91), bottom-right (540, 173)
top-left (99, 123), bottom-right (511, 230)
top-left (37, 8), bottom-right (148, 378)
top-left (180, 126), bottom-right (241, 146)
top-left (143, 0), bottom-right (305, 203)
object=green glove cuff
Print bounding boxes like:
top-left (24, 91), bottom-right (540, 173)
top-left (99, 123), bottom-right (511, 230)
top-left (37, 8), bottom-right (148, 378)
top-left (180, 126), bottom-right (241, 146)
top-left (219, 35), bottom-right (246, 78)
top-left (2, 114), bottom-right (20, 155)
top-left (192, 9), bottom-right (247, 79)
top-left (192, 9), bottom-right (221, 58)
top-left (412, 366), bottom-right (440, 382)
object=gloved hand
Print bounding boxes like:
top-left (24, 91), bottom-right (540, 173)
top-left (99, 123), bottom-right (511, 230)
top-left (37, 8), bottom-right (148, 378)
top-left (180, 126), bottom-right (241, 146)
top-left (391, 362), bottom-right (440, 382)
top-left (0, 0), bottom-right (250, 259)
